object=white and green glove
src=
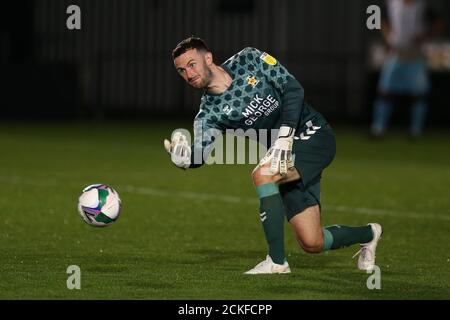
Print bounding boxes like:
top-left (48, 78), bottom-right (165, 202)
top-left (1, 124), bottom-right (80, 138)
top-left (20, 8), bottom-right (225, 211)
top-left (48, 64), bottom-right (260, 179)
top-left (163, 131), bottom-right (191, 169)
top-left (269, 126), bottom-right (295, 176)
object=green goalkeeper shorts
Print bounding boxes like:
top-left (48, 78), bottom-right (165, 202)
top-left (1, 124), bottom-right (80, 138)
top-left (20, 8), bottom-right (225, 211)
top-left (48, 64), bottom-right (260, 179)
top-left (279, 121), bottom-right (336, 221)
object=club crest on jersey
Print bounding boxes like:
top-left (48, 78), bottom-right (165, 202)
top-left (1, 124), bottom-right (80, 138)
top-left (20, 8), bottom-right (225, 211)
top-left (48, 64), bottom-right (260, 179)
top-left (246, 76), bottom-right (259, 87)
top-left (223, 104), bottom-right (233, 115)
top-left (260, 52), bottom-right (277, 66)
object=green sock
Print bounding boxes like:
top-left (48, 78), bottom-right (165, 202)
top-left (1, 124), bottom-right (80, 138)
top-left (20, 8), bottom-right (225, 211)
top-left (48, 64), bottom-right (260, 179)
top-left (255, 183), bottom-right (285, 264)
top-left (322, 225), bottom-right (374, 251)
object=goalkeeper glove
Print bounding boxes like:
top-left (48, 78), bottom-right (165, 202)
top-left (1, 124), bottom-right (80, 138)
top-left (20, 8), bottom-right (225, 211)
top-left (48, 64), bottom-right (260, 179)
top-left (163, 131), bottom-right (191, 169)
top-left (269, 126), bottom-right (295, 176)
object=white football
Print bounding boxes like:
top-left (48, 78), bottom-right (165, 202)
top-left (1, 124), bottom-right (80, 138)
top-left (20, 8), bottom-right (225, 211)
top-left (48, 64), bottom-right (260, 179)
top-left (77, 184), bottom-right (122, 227)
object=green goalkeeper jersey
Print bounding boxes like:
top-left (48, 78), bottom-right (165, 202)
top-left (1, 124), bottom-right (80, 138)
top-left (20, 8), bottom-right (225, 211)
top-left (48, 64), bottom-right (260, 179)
top-left (191, 47), bottom-right (327, 167)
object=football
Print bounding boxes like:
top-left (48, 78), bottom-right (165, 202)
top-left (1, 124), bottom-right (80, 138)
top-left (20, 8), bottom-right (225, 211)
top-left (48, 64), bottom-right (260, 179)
top-left (77, 184), bottom-right (122, 227)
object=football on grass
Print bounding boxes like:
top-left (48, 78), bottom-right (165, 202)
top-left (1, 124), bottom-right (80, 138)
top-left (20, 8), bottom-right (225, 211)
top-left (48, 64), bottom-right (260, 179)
top-left (77, 184), bottom-right (121, 227)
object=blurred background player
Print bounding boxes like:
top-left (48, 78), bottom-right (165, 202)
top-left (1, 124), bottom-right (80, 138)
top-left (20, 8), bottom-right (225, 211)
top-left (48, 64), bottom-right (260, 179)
top-left (371, 0), bottom-right (445, 139)
top-left (164, 37), bottom-right (382, 274)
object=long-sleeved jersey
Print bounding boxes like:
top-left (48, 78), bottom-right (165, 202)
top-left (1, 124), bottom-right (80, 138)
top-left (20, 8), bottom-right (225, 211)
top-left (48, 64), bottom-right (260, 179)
top-left (190, 47), bottom-right (327, 167)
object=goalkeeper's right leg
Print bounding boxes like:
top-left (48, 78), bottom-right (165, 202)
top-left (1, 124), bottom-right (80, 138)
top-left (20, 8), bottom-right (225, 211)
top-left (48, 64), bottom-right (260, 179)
top-left (245, 160), bottom-right (300, 274)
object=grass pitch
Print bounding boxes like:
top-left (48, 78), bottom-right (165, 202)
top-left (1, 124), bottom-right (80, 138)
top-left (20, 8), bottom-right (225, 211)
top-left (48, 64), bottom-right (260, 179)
top-left (0, 121), bottom-right (449, 299)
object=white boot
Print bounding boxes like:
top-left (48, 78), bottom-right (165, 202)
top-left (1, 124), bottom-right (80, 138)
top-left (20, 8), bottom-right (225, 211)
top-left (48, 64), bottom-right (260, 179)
top-left (244, 255), bottom-right (291, 274)
top-left (353, 223), bottom-right (383, 271)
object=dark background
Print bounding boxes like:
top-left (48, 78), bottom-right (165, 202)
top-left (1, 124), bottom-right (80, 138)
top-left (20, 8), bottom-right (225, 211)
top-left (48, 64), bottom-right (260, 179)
top-left (1, 0), bottom-right (450, 126)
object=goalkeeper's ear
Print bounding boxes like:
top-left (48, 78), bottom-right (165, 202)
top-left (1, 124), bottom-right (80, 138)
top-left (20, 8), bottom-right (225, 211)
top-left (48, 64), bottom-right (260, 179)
top-left (163, 139), bottom-right (172, 153)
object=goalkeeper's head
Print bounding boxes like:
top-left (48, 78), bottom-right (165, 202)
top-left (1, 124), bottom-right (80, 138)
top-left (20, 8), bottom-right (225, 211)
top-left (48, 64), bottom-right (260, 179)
top-left (173, 36), bottom-right (214, 89)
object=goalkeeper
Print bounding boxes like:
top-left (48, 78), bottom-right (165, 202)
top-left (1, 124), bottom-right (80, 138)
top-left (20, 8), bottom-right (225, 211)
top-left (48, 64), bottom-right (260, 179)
top-left (164, 37), bottom-right (382, 274)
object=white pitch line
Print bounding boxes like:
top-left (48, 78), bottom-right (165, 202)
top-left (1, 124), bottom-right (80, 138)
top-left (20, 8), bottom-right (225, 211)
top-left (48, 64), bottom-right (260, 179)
top-left (0, 175), bottom-right (59, 187)
top-left (0, 175), bottom-right (449, 221)
top-left (327, 204), bottom-right (450, 221)
top-left (123, 185), bottom-right (253, 204)
top-left (123, 185), bottom-right (450, 222)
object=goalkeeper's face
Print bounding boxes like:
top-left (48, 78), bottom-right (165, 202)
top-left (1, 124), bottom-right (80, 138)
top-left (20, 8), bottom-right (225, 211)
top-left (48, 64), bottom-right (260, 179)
top-left (174, 49), bottom-right (213, 89)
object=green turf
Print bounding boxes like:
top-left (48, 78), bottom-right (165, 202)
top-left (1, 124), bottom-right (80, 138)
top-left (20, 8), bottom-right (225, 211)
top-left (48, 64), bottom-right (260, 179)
top-left (0, 121), bottom-right (449, 299)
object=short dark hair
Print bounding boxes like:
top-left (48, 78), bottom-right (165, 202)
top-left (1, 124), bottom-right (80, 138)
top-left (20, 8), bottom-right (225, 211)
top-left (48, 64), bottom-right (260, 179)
top-left (172, 36), bottom-right (210, 59)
